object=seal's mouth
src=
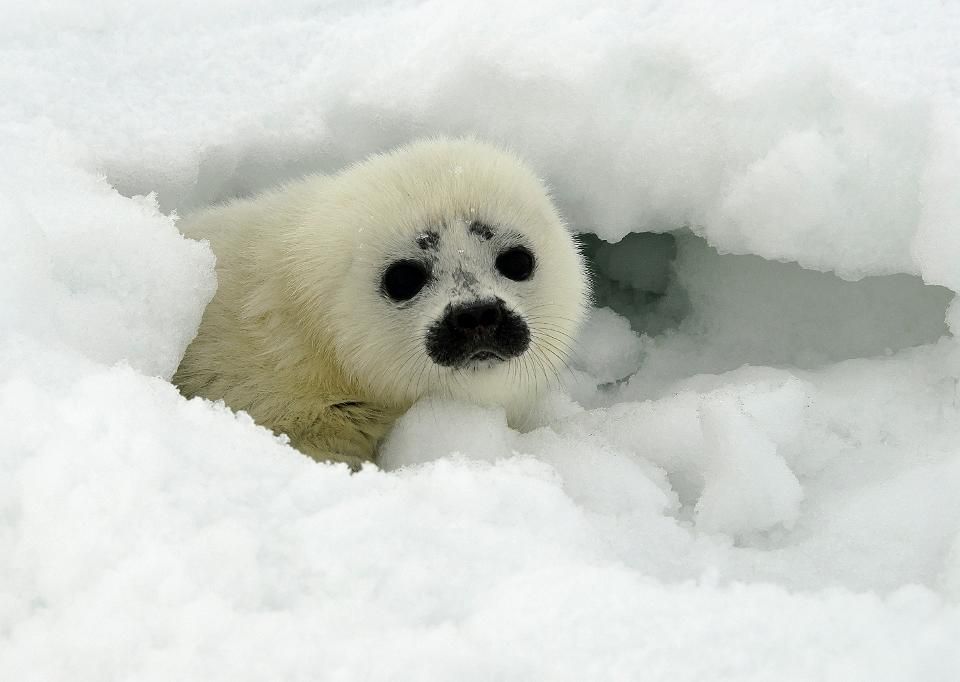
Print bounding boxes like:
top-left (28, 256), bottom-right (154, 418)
top-left (467, 349), bottom-right (505, 365)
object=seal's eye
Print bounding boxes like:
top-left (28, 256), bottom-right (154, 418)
top-left (382, 260), bottom-right (429, 301)
top-left (495, 246), bottom-right (535, 282)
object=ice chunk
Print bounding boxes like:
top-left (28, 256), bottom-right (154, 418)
top-left (695, 397), bottom-right (803, 535)
top-left (569, 307), bottom-right (644, 385)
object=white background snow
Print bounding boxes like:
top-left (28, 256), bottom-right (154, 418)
top-left (3, 1), bottom-right (960, 679)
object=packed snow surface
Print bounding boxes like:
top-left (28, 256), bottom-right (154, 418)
top-left (3, 1), bottom-right (960, 679)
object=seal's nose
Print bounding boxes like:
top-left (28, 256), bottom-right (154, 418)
top-left (425, 297), bottom-right (530, 367)
top-left (447, 299), bottom-right (503, 334)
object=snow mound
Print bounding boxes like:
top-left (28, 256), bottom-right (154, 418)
top-left (3, 1), bottom-right (960, 679)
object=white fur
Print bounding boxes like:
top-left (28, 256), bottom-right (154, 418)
top-left (174, 138), bottom-right (588, 466)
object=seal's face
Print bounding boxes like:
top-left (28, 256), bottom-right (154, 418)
top-left (380, 221), bottom-right (534, 369)
top-left (324, 139), bottom-right (588, 410)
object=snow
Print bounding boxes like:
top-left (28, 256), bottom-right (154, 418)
top-left (3, 1), bottom-right (960, 679)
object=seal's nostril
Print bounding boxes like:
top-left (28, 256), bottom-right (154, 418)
top-left (449, 300), bottom-right (502, 333)
top-left (456, 311), bottom-right (479, 329)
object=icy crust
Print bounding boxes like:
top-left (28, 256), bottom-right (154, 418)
top-left (3, 0), bottom-right (960, 678)
top-left (3, 353), bottom-right (960, 680)
top-left (386, 342), bottom-right (960, 594)
top-left (2, 1), bottom-right (960, 284)
top-left (0, 136), bottom-right (215, 379)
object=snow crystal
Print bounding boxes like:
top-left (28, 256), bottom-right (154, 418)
top-left (3, 0), bottom-right (960, 679)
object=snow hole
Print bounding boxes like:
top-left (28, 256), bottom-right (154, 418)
top-left (574, 230), bottom-right (952, 402)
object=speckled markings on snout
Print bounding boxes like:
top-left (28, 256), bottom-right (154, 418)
top-left (451, 265), bottom-right (480, 296)
top-left (412, 221), bottom-right (497, 297)
top-left (416, 231), bottom-right (440, 251)
top-left (468, 220), bottom-right (495, 241)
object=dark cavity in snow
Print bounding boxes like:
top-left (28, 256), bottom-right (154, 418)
top-left (580, 230), bottom-right (952, 371)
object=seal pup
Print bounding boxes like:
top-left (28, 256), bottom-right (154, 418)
top-left (174, 138), bottom-right (588, 467)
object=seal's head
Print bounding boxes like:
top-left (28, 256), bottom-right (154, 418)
top-left (299, 138), bottom-right (588, 413)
